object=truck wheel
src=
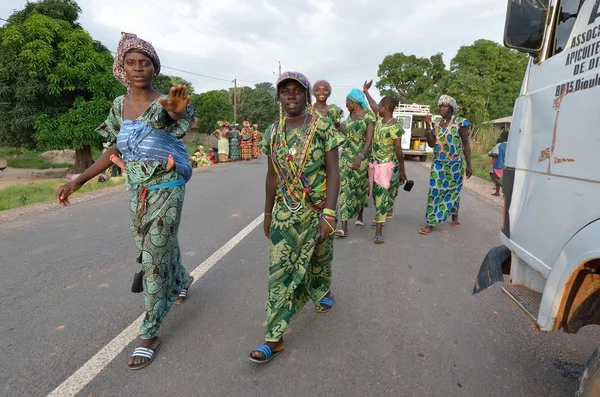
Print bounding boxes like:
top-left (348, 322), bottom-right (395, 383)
top-left (578, 348), bottom-right (600, 396)
top-left (420, 155), bottom-right (427, 162)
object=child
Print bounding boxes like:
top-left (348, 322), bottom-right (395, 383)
top-left (488, 130), bottom-right (509, 196)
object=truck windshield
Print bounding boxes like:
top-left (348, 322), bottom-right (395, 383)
top-left (505, 0), bottom-right (550, 52)
top-left (552, 0), bottom-right (585, 55)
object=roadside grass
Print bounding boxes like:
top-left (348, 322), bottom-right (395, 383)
top-left (0, 177), bottom-right (125, 211)
top-left (0, 147), bottom-right (103, 169)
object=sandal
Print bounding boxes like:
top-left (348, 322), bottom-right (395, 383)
top-left (419, 227), bottom-right (433, 235)
top-left (335, 230), bottom-right (348, 238)
top-left (374, 235), bottom-right (384, 244)
top-left (248, 344), bottom-right (283, 363)
top-left (451, 221), bottom-right (461, 228)
top-left (355, 220), bottom-right (364, 229)
top-left (175, 276), bottom-right (194, 305)
top-left (128, 340), bottom-right (162, 370)
top-left (386, 211), bottom-right (394, 219)
top-left (316, 294), bottom-right (335, 313)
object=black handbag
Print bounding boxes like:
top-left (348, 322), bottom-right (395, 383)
top-left (403, 180), bottom-right (415, 192)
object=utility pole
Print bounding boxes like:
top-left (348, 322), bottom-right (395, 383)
top-left (233, 78), bottom-right (237, 124)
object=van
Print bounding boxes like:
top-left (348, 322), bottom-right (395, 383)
top-left (473, 0), bottom-right (600, 395)
top-left (393, 103), bottom-right (433, 161)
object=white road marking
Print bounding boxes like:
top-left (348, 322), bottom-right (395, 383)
top-left (47, 214), bottom-right (264, 397)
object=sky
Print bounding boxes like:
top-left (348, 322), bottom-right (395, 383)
top-left (0, 0), bottom-right (507, 109)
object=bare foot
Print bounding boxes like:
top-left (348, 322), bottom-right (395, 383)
top-left (492, 192), bottom-right (500, 197)
top-left (166, 155), bottom-right (176, 172)
top-left (110, 154), bottom-right (126, 171)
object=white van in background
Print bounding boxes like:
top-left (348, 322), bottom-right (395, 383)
top-left (393, 103), bottom-right (433, 162)
top-left (473, 0), bottom-right (600, 395)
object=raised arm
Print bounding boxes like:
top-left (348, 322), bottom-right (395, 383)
top-left (363, 80), bottom-right (380, 114)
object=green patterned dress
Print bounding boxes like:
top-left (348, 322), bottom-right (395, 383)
top-left (97, 95), bottom-right (193, 340)
top-left (339, 110), bottom-right (376, 221)
top-left (426, 115), bottom-right (469, 226)
top-left (370, 118), bottom-right (403, 223)
top-left (312, 104), bottom-right (344, 127)
top-left (260, 115), bottom-right (344, 342)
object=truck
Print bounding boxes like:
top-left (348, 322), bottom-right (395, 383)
top-left (473, 0), bottom-right (600, 395)
top-left (393, 103), bottom-right (433, 162)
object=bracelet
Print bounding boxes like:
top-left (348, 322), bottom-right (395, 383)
top-left (322, 208), bottom-right (336, 217)
top-left (265, 213), bottom-right (272, 217)
top-left (363, 88), bottom-right (368, 93)
top-left (358, 153), bottom-right (365, 160)
top-left (322, 214), bottom-right (336, 222)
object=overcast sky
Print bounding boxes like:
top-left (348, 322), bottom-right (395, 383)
top-left (1, 0), bottom-right (506, 108)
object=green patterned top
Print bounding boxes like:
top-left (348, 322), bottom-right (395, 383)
top-left (260, 116), bottom-right (345, 205)
top-left (431, 115), bottom-right (469, 162)
top-left (371, 117), bottom-right (403, 163)
top-left (96, 95), bottom-right (194, 187)
top-left (312, 104), bottom-right (344, 126)
top-left (342, 110), bottom-right (376, 161)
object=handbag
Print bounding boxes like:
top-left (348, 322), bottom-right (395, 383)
top-left (403, 180), bottom-right (415, 192)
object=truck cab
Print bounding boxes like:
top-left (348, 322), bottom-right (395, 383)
top-left (393, 103), bottom-right (433, 162)
top-left (473, 0), bottom-right (600, 394)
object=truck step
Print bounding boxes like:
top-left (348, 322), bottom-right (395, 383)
top-left (501, 285), bottom-right (542, 323)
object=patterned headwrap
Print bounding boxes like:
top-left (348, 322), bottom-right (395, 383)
top-left (113, 32), bottom-right (161, 91)
top-left (276, 71), bottom-right (312, 104)
top-left (313, 80), bottom-right (332, 97)
top-left (438, 95), bottom-right (458, 113)
top-left (347, 88), bottom-right (370, 110)
top-left (217, 121), bottom-right (224, 128)
top-left (253, 123), bottom-right (258, 128)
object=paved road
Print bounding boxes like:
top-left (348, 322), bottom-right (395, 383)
top-left (1, 158), bottom-right (598, 397)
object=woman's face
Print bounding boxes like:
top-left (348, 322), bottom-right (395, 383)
top-left (124, 51), bottom-right (155, 89)
top-left (378, 100), bottom-right (386, 118)
top-left (439, 103), bottom-right (452, 118)
top-left (279, 80), bottom-right (307, 116)
top-left (314, 85), bottom-right (330, 103)
top-left (346, 98), bottom-right (355, 113)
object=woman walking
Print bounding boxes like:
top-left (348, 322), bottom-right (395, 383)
top-left (249, 71), bottom-right (344, 363)
top-left (336, 89), bottom-right (375, 237)
top-left (363, 81), bottom-right (407, 243)
top-left (56, 32), bottom-right (195, 370)
top-left (419, 95), bottom-right (472, 235)
top-left (311, 80), bottom-right (344, 130)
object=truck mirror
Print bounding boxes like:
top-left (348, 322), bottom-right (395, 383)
top-left (504, 0), bottom-right (550, 54)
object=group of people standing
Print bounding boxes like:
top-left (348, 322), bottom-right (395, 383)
top-left (214, 120), bottom-right (262, 162)
top-left (53, 31), bottom-right (474, 370)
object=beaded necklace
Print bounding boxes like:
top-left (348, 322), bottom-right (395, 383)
top-left (269, 114), bottom-right (322, 212)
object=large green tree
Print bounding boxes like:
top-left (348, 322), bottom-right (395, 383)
top-left (190, 89), bottom-right (233, 134)
top-left (237, 89), bottom-right (279, 131)
top-left (0, 0), bottom-right (124, 172)
top-left (376, 53), bottom-right (448, 104)
top-left (254, 82), bottom-right (276, 97)
top-left (154, 74), bottom-right (194, 95)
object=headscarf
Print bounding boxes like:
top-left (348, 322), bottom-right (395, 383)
top-left (313, 80), bottom-right (332, 97)
top-left (113, 32), bottom-right (161, 91)
top-left (438, 95), bottom-right (458, 113)
top-left (347, 88), bottom-right (370, 110)
top-left (276, 71), bottom-right (312, 104)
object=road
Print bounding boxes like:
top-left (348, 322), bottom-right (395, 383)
top-left (1, 158), bottom-right (598, 397)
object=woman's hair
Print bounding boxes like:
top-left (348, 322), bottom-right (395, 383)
top-left (381, 95), bottom-right (399, 112)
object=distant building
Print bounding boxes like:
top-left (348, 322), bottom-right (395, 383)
top-left (486, 116), bottom-right (512, 132)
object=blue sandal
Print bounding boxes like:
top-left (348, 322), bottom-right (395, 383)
top-left (374, 235), bottom-right (384, 244)
top-left (316, 294), bottom-right (335, 313)
top-left (248, 344), bottom-right (282, 363)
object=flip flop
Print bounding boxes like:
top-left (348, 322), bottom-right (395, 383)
top-left (248, 344), bottom-right (283, 363)
top-left (374, 235), bottom-right (384, 244)
top-left (386, 212), bottom-right (394, 219)
top-left (175, 276), bottom-right (194, 305)
top-left (451, 221), bottom-right (461, 228)
top-left (335, 230), bottom-right (348, 238)
top-left (316, 294), bottom-right (335, 313)
top-left (419, 227), bottom-right (433, 235)
top-left (355, 220), bottom-right (364, 229)
top-left (128, 341), bottom-right (162, 370)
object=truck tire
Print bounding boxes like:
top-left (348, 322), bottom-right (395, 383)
top-left (420, 155), bottom-right (427, 162)
top-left (578, 348), bottom-right (600, 396)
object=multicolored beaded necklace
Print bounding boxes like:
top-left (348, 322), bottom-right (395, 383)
top-left (270, 114), bottom-right (322, 212)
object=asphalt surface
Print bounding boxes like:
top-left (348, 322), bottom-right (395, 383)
top-left (1, 157), bottom-right (598, 397)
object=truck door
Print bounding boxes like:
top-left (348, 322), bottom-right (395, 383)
top-left (399, 115), bottom-right (412, 150)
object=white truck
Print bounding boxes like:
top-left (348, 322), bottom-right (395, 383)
top-left (473, 0), bottom-right (600, 395)
top-left (393, 103), bottom-right (433, 162)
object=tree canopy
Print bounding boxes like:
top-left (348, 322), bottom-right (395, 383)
top-left (154, 74), bottom-right (194, 95)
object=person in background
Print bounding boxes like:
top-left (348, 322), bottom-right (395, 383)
top-left (311, 80), bottom-right (344, 131)
top-left (419, 95), bottom-right (472, 235)
top-left (489, 130), bottom-right (508, 196)
top-left (214, 121), bottom-right (230, 162)
top-left (240, 121), bottom-right (253, 161)
top-left (229, 123), bottom-right (241, 161)
top-left (251, 123), bottom-right (261, 159)
top-left (336, 88), bottom-right (375, 237)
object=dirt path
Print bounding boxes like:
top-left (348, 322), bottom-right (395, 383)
top-left (0, 167), bottom-right (68, 189)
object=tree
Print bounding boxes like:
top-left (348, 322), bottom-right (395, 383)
top-left (153, 74), bottom-right (194, 95)
top-left (254, 82), bottom-right (276, 96)
top-left (237, 89), bottom-right (279, 130)
top-left (448, 39), bottom-right (528, 122)
top-left (0, 0), bottom-right (125, 171)
top-left (190, 90), bottom-right (233, 134)
top-left (376, 52), bottom-right (448, 104)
